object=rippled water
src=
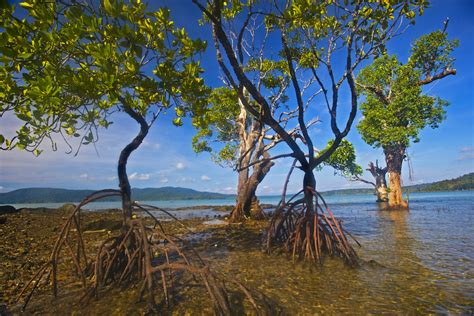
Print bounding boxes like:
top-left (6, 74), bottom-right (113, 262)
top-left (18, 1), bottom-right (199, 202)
top-left (9, 191), bottom-right (474, 313)
top-left (9, 190), bottom-right (470, 210)
top-left (200, 191), bottom-right (474, 314)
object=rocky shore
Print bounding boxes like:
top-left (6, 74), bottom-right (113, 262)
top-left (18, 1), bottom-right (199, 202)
top-left (0, 205), bottom-right (227, 313)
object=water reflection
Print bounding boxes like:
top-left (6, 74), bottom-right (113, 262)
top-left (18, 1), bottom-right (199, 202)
top-left (356, 207), bottom-right (473, 313)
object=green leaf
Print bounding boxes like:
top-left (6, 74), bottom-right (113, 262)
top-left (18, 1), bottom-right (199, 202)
top-left (65, 127), bottom-right (75, 135)
top-left (103, 0), bottom-right (114, 14)
top-left (19, 2), bottom-right (34, 9)
top-left (172, 117), bottom-right (183, 126)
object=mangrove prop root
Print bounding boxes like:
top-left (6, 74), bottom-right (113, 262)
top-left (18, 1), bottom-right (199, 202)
top-left (16, 191), bottom-right (262, 315)
top-left (265, 187), bottom-right (359, 266)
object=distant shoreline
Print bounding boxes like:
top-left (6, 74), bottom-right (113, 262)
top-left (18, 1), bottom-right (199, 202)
top-left (2, 191), bottom-right (473, 213)
top-left (0, 172), bottom-right (472, 204)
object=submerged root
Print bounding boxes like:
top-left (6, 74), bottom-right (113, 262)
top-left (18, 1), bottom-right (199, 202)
top-left (16, 190), bottom-right (263, 315)
top-left (265, 187), bottom-right (359, 266)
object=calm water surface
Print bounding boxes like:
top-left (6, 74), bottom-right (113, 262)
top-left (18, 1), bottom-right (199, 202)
top-left (10, 191), bottom-right (474, 313)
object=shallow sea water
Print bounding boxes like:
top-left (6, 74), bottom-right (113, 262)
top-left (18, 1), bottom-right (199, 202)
top-left (194, 191), bottom-right (474, 314)
top-left (10, 191), bottom-right (474, 314)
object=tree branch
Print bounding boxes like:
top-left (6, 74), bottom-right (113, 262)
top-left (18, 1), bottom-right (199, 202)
top-left (418, 68), bottom-right (456, 86)
top-left (193, 0), bottom-right (308, 168)
top-left (281, 30), bottom-right (314, 165)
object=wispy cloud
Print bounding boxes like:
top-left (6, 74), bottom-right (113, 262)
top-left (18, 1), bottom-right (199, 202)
top-left (106, 176), bottom-right (117, 181)
top-left (176, 162), bottom-right (185, 170)
top-left (129, 172), bottom-right (150, 180)
top-left (160, 177), bottom-right (169, 183)
top-left (142, 140), bottom-right (161, 150)
top-left (201, 175), bottom-right (211, 181)
top-left (222, 186), bottom-right (234, 193)
top-left (0, 186), bottom-right (4, 191)
top-left (457, 146), bottom-right (474, 160)
top-left (79, 173), bottom-right (97, 181)
top-left (179, 176), bottom-right (195, 183)
top-left (460, 146), bottom-right (474, 153)
top-left (457, 153), bottom-right (474, 161)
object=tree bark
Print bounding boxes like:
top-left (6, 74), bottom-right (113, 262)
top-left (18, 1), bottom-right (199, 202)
top-left (367, 161), bottom-right (388, 202)
top-left (303, 169), bottom-right (316, 216)
top-left (384, 145), bottom-right (408, 209)
top-left (229, 158), bottom-right (273, 222)
top-left (229, 96), bottom-right (273, 222)
top-left (117, 105), bottom-right (149, 223)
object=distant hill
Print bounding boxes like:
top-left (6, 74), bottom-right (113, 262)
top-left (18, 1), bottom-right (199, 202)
top-left (405, 172), bottom-right (474, 192)
top-left (0, 187), bottom-right (232, 204)
top-left (321, 172), bottom-right (474, 196)
top-left (1, 173), bottom-right (472, 204)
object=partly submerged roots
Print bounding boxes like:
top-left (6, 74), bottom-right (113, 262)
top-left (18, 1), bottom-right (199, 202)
top-left (16, 190), bottom-right (261, 315)
top-left (265, 187), bottom-right (360, 266)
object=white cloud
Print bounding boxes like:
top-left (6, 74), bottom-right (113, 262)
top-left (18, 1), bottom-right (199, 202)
top-left (176, 162), bottom-right (185, 169)
top-left (223, 186), bottom-right (234, 192)
top-left (457, 146), bottom-right (474, 160)
top-left (457, 153), bottom-right (474, 161)
top-left (160, 177), bottom-right (169, 183)
top-left (106, 176), bottom-right (117, 181)
top-left (129, 172), bottom-right (150, 180)
top-left (0, 186), bottom-right (4, 190)
top-left (142, 140), bottom-right (161, 151)
top-left (201, 175), bottom-right (211, 181)
top-left (179, 176), bottom-right (195, 183)
top-left (460, 146), bottom-right (474, 153)
top-left (79, 173), bottom-right (96, 181)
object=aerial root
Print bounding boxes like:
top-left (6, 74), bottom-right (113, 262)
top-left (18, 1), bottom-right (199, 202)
top-left (265, 187), bottom-right (359, 266)
top-left (16, 190), bottom-right (264, 315)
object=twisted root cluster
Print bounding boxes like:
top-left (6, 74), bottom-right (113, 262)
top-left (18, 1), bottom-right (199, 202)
top-left (16, 190), bottom-right (259, 314)
top-left (265, 187), bottom-right (360, 266)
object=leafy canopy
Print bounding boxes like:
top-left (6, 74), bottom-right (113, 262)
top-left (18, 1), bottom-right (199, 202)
top-left (357, 31), bottom-right (457, 149)
top-left (192, 58), bottom-right (290, 168)
top-left (317, 140), bottom-right (363, 178)
top-left (409, 30), bottom-right (459, 78)
top-left (192, 87), bottom-right (240, 166)
top-left (0, 0), bottom-right (208, 155)
top-left (196, 0), bottom-right (429, 172)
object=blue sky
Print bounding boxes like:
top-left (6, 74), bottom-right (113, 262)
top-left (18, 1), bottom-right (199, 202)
top-left (0, 0), bottom-right (473, 195)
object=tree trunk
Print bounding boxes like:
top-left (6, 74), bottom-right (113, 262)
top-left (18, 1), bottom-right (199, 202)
top-left (303, 169), bottom-right (316, 215)
top-left (229, 95), bottom-right (273, 222)
top-left (384, 145), bottom-right (408, 209)
top-left (229, 158), bottom-right (273, 222)
top-left (230, 187), bottom-right (251, 222)
top-left (250, 195), bottom-right (265, 220)
top-left (367, 161), bottom-right (388, 202)
top-left (375, 183), bottom-right (388, 203)
top-left (118, 105), bottom-right (149, 223)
